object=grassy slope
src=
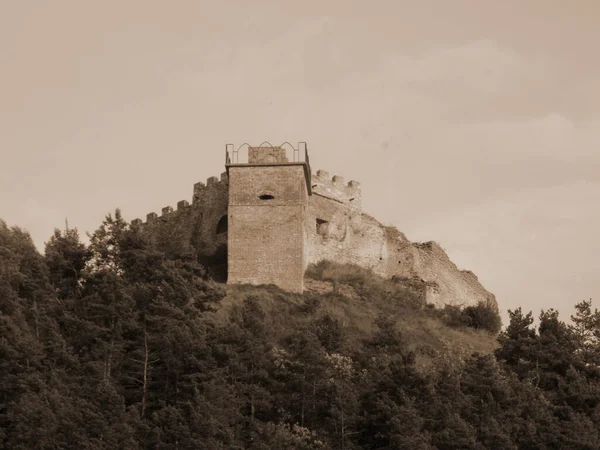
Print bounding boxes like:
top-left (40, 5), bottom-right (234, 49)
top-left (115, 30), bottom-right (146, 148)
top-left (207, 262), bottom-right (499, 373)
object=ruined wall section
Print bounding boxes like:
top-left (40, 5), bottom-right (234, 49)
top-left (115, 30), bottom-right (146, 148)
top-left (305, 169), bottom-right (497, 309)
top-left (305, 170), bottom-right (380, 270)
top-left (311, 170), bottom-right (362, 210)
top-left (411, 242), bottom-right (498, 309)
top-left (130, 172), bottom-right (229, 262)
top-left (305, 169), bottom-right (413, 276)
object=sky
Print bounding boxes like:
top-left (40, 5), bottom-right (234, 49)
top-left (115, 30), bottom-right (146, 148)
top-left (1, 0), bottom-right (599, 324)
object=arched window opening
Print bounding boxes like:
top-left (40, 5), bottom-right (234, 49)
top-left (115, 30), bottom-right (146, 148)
top-left (216, 215), bottom-right (228, 234)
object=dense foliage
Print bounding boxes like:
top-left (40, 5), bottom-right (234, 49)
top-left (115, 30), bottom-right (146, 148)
top-left (2, 212), bottom-right (600, 449)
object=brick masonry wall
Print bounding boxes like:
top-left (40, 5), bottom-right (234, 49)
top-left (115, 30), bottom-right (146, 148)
top-left (248, 146), bottom-right (288, 164)
top-left (228, 165), bottom-right (308, 293)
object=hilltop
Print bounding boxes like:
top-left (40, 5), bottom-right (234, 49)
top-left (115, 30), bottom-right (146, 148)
top-left (213, 261), bottom-right (501, 372)
top-left (133, 143), bottom-right (497, 311)
top-left (3, 211), bottom-right (600, 449)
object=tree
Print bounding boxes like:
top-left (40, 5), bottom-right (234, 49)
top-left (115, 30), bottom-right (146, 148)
top-left (570, 299), bottom-right (600, 366)
top-left (44, 221), bottom-right (90, 299)
top-left (495, 307), bottom-right (537, 378)
top-left (462, 301), bottom-right (502, 334)
top-left (86, 209), bottom-right (129, 275)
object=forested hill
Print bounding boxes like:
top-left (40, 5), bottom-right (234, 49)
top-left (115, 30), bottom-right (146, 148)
top-left (2, 210), bottom-right (600, 449)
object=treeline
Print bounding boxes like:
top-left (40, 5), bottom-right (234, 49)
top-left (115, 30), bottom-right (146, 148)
top-left (1, 211), bottom-right (600, 449)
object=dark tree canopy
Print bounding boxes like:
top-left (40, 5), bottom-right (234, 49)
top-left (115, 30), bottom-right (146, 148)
top-left (2, 213), bottom-right (600, 449)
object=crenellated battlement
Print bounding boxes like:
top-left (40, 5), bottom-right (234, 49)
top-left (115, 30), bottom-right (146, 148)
top-left (193, 172), bottom-right (229, 204)
top-left (131, 172), bottom-right (229, 226)
top-left (310, 169), bottom-right (362, 210)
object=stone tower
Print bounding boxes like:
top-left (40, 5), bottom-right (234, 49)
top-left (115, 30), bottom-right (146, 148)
top-left (225, 144), bottom-right (312, 293)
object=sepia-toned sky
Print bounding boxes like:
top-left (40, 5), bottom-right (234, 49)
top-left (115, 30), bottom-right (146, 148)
top-left (2, 1), bottom-right (599, 324)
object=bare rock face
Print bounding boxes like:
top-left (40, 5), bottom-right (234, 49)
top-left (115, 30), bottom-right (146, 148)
top-left (131, 145), bottom-right (497, 310)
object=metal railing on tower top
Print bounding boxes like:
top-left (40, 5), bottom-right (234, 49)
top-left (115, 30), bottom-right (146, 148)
top-left (225, 142), bottom-right (309, 165)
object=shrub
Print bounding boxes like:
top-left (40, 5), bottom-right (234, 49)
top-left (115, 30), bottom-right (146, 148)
top-left (463, 301), bottom-right (502, 334)
top-left (439, 305), bottom-right (471, 328)
top-left (439, 301), bottom-right (502, 334)
top-left (301, 294), bottom-right (321, 315)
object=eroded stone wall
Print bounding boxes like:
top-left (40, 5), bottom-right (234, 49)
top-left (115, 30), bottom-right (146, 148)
top-left (411, 242), bottom-right (496, 308)
top-left (304, 169), bottom-right (497, 309)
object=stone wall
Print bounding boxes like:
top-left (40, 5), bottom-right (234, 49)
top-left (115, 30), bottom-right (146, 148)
top-left (227, 164), bottom-right (308, 293)
top-left (304, 169), bottom-right (497, 309)
top-left (130, 172), bottom-right (229, 278)
top-left (131, 159), bottom-right (497, 309)
top-left (411, 241), bottom-right (496, 308)
top-left (248, 146), bottom-right (288, 164)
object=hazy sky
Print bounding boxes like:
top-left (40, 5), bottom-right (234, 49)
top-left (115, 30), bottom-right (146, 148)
top-left (2, 1), bottom-right (599, 323)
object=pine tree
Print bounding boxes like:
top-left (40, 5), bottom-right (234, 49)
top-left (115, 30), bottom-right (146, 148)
top-left (44, 221), bottom-right (90, 299)
top-left (570, 299), bottom-right (600, 366)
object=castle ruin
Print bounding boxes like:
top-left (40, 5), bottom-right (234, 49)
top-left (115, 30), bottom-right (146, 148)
top-left (132, 143), bottom-right (497, 309)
